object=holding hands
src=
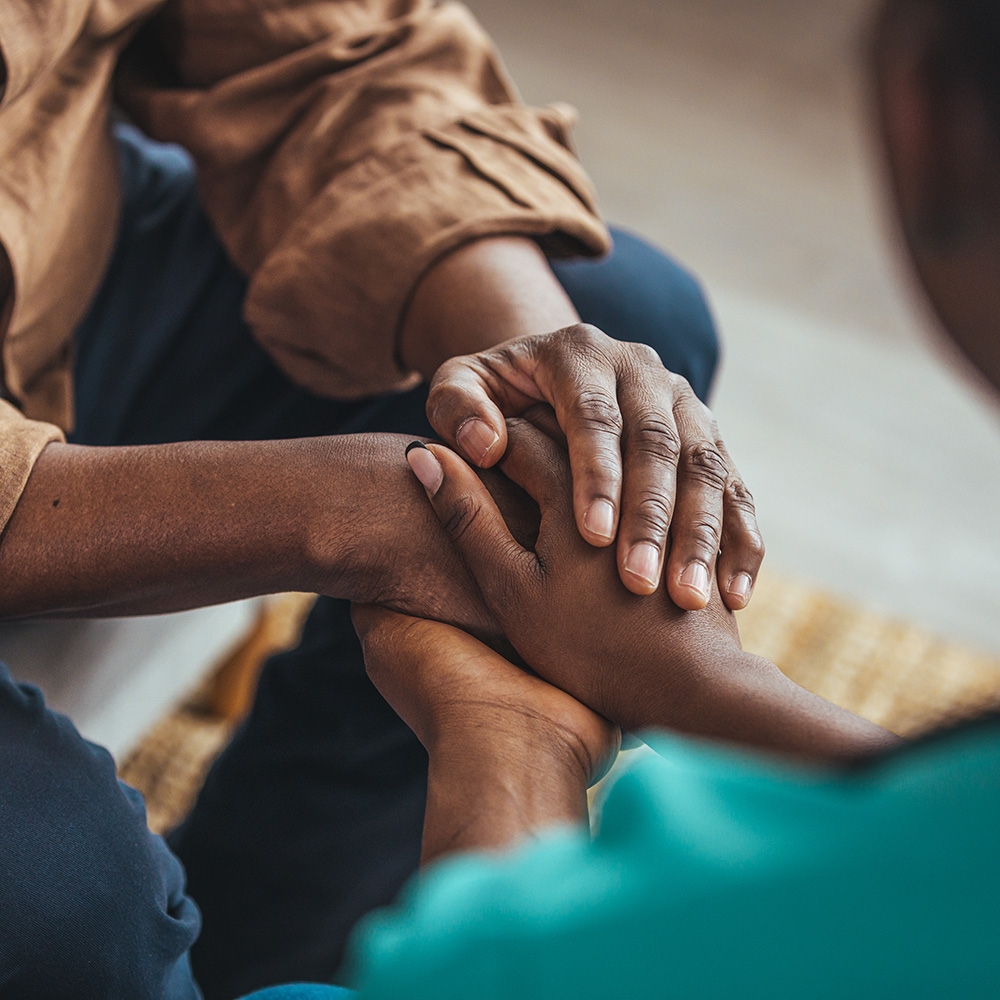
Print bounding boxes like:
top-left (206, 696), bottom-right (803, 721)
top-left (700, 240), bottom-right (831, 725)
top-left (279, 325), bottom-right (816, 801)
top-left (352, 604), bottom-right (620, 861)
top-left (403, 417), bottom-right (746, 736)
top-left (401, 417), bottom-right (897, 762)
top-left (426, 325), bottom-right (764, 609)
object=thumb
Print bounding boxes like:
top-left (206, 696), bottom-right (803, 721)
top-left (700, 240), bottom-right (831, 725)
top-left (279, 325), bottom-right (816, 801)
top-left (404, 441), bottom-right (537, 612)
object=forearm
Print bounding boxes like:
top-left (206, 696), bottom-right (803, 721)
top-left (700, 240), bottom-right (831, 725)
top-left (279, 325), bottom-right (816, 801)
top-left (422, 737), bottom-right (589, 865)
top-left (399, 237), bottom-right (580, 378)
top-left (652, 649), bottom-right (902, 765)
top-left (0, 435), bottom-right (384, 618)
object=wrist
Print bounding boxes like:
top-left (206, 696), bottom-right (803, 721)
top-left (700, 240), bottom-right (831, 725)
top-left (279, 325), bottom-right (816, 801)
top-left (399, 236), bottom-right (580, 378)
top-left (422, 726), bottom-right (590, 862)
top-left (429, 707), bottom-right (595, 790)
top-left (658, 647), bottom-right (902, 764)
top-left (300, 433), bottom-right (418, 602)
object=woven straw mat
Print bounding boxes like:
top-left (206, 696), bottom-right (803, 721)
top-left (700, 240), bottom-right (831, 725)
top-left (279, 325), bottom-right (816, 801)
top-left (119, 573), bottom-right (1000, 835)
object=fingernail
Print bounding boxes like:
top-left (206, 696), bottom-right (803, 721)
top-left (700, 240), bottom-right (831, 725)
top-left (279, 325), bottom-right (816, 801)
top-left (456, 418), bottom-right (500, 465)
top-left (728, 572), bottom-right (752, 604)
top-left (624, 542), bottom-right (660, 590)
top-left (405, 441), bottom-right (443, 495)
top-left (679, 561), bottom-right (710, 600)
top-left (584, 499), bottom-right (616, 542)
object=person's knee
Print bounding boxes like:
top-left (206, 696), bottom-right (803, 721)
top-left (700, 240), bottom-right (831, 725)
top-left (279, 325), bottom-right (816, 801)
top-left (0, 669), bottom-right (200, 997)
top-left (632, 252), bottom-right (719, 402)
top-left (551, 228), bottom-right (721, 402)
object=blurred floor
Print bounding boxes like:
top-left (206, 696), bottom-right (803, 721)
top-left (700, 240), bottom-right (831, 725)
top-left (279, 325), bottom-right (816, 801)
top-left (471, 0), bottom-right (1000, 653)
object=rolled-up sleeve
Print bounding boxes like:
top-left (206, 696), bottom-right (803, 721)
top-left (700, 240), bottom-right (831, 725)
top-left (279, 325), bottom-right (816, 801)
top-left (117, 0), bottom-right (611, 399)
top-left (0, 399), bottom-right (63, 536)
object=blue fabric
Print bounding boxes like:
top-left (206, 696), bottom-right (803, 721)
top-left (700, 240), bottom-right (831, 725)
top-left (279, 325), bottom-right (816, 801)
top-left (0, 123), bottom-right (719, 999)
top-left (0, 664), bottom-right (202, 999)
top-left (240, 986), bottom-right (355, 1000)
top-left (350, 724), bottom-right (1000, 999)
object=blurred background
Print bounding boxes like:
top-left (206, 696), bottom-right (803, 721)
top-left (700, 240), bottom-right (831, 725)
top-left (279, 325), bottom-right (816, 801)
top-left (472, 0), bottom-right (1000, 655)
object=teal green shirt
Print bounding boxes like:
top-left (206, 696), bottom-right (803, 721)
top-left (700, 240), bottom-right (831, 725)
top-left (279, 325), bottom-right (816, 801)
top-left (348, 724), bottom-right (1000, 998)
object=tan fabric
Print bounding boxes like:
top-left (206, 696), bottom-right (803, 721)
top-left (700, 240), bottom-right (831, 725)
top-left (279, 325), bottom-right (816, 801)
top-left (0, 0), bottom-right (609, 533)
top-left (0, 399), bottom-right (63, 533)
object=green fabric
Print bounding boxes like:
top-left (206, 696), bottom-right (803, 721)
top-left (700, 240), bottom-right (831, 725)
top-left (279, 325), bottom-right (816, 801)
top-left (348, 724), bottom-right (1000, 998)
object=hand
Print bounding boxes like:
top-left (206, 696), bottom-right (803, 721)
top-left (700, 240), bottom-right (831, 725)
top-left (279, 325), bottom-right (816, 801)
top-left (404, 419), bottom-right (751, 733)
top-left (352, 605), bottom-right (620, 789)
top-left (404, 420), bottom-right (901, 762)
top-left (425, 324), bottom-right (764, 609)
top-left (307, 433), bottom-right (538, 647)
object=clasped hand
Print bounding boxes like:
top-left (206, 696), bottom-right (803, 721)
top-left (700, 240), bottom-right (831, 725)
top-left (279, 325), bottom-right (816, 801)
top-left (402, 416), bottom-right (749, 735)
top-left (426, 325), bottom-right (763, 608)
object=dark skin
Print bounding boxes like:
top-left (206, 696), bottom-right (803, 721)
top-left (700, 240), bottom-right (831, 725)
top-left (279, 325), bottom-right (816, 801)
top-left (358, 417), bottom-right (897, 859)
top-left (0, 238), bottom-right (762, 624)
top-left (361, 0), bottom-right (1000, 860)
top-left (352, 605), bottom-right (619, 863)
top-left (404, 420), bottom-right (899, 760)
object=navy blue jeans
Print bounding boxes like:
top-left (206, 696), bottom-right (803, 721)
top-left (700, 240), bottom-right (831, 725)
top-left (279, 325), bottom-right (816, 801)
top-left (1, 124), bottom-right (718, 1000)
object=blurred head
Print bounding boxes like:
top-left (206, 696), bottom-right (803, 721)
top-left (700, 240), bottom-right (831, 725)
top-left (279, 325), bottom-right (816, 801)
top-left (873, 0), bottom-right (1000, 392)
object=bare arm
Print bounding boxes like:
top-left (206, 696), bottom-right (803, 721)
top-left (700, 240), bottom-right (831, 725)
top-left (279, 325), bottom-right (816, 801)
top-left (0, 239), bottom-right (569, 623)
top-left (422, 739), bottom-right (588, 863)
top-left (0, 433), bottom-right (498, 632)
top-left (352, 607), bottom-right (618, 863)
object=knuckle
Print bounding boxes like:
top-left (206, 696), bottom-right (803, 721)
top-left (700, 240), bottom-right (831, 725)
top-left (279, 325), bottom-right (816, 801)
top-left (551, 324), bottom-right (615, 366)
top-left (630, 342), bottom-right (663, 368)
top-left (668, 372), bottom-right (694, 398)
top-left (425, 381), bottom-right (450, 418)
top-left (428, 355), bottom-right (468, 390)
top-left (744, 530), bottom-right (766, 561)
top-left (684, 442), bottom-right (729, 491)
top-left (739, 525), bottom-right (765, 563)
top-left (683, 514), bottom-right (724, 555)
top-left (629, 490), bottom-right (674, 538)
top-left (726, 478), bottom-right (757, 515)
top-left (573, 323), bottom-right (610, 348)
top-left (443, 494), bottom-right (483, 543)
top-left (571, 390), bottom-right (623, 436)
top-left (579, 456), bottom-right (621, 495)
top-left (628, 414), bottom-right (682, 465)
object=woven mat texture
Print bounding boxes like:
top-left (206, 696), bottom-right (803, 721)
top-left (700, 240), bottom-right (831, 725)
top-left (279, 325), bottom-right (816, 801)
top-left (119, 574), bottom-right (1000, 835)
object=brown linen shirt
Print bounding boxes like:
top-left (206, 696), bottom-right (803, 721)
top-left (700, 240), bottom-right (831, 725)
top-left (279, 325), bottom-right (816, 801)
top-left (0, 0), bottom-right (609, 535)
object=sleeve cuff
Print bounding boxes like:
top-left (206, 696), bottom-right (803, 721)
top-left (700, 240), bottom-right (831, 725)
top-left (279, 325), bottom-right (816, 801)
top-left (0, 398), bottom-right (65, 535)
top-left (244, 103), bottom-right (612, 400)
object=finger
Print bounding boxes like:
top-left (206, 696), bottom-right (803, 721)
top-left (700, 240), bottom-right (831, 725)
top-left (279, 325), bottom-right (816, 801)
top-left (497, 418), bottom-right (571, 509)
top-left (538, 335), bottom-right (624, 549)
top-left (518, 402), bottom-right (567, 449)
top-left (496, 418), bottom-right (576, 546)
top-left (613, 367), bottom-right (681, 596)
top-left (713, 440), bottom-right (765, 610)
top-left (664, 396), bottom-right (728, 611)
top-left (426, 358), bottom-right (511, 467)
top-left (404, 441), bottom-right (540, 612)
